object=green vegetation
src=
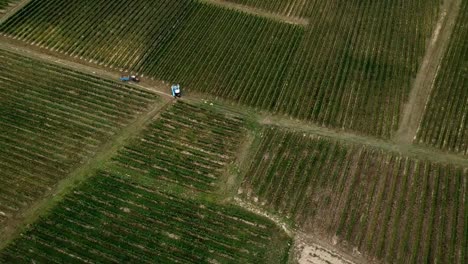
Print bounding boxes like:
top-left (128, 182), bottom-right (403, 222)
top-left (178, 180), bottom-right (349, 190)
top-left (241, 127), bottom-right (467, 264)
top-left (416, 0), bottom-right (467, 155)
top-left (0, 0), bottom-right (441, 138)
top-left (0, 0), bottom-right (195, 70)
top-left (147, 3), bottom-right (303, 109)
top-left (109, 101), bottom-right (245, 193)
top-left (0, 50), bottom-right (160, 229)
top-left (0, 171), bottom-right (291, 263)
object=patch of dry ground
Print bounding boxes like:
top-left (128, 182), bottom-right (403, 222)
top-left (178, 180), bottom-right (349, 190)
top-left (198, 0), bottom-right (309, 26)
top-left (293, 233), bottom-right (371, 264)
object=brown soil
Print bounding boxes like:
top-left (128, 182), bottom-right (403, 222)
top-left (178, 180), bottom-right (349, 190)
top-left (198, 0), bottom-right (309, 26)
top-left (394, 0), bottom-right (462, 144)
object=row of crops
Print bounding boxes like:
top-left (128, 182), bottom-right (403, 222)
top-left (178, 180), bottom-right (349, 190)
top-left (0, 49), bottom-right (160, 230)
top-left (241, 127), bottom-right (467, 264)
top-left (416, 0), bottom-right (467, 155)
top-left (0, 0), bottom-right (442, 139)
top-left (109, 101), bottom-right (245, 193)
top-left (0, 170), bottom-right (291, 263)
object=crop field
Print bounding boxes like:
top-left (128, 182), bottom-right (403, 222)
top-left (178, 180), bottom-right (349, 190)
top-left (416, 0), bottom-right (467, 155)
top-left (0, 0), bottom-right (443, 138)
top-left (0, 0), bottom-right (196, 70)
top-left (108, 101), bottom-right (245, 193)
top-left (0, 170), bottom-right (291, 263)
top-left (272, 0), bottom-right (441, 138)
top-left (241, 127), bottom-right (467, 264)
top-left (0, 50), bottom-right (160, 229)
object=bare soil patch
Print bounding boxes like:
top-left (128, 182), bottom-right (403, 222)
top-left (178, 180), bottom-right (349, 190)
top-left (198, 0), bottom-right (309, 26)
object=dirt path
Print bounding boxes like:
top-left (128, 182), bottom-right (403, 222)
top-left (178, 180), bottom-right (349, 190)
top-left (0, 98), bottom-right (174, 250)
top-left (198, 0), bottom-right (309, 26)
top-left (394, 0), bottom-right (462, 144)
top-left (0, 38), bottom-right (174, 99)
top-left (0, 0), bottom-right (32, 23)
top-left (261, 116), bottom-right (468, 168)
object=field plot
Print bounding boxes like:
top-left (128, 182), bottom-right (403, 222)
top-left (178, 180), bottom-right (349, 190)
top-left (0, 170), bottom-right (291, 263)
top-left (416, 0), bottom-right (467, 155)
top-left (220, 0), bottom-right (313, 17)
top-left (241, 127), bottom-right (467, 264)
top-left (0, 0), bottom-right (196, 71)
top-left (109, 101), bottom-right (245, 193)
top-left (273, 0), bottom-right (442, 138)
top-left (0, 50), bottom-right (160, 229)
top-left (147, 2), bottom-right (303, 109)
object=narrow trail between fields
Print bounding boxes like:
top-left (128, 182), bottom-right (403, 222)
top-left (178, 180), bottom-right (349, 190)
top-left (395, 0), bottom-right (462, 144)
top-left (0, 0), bottom-right (32, 23)
top-left (0, 98), bottom-right (175, 251)
top-left (198, 0), bottom-right (309, 26)
top-left (261, 116), bottom-right (468, 168)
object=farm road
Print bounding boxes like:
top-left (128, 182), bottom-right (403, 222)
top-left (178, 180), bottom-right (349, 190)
top-left (0, 38), bottom-right (175, 100)
top-left (395, 0), bottom-right (462, 144)
top-left (199, 0), bottom-right (309, 26)
top-left (262, 116), bottom-right (468, 168)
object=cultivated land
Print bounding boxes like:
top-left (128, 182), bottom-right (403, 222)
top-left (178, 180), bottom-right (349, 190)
top-left (241, 127), bottom-right (466, 264)
top-left (0, 50), bottom-right (161, 235)
top-left (0, 172), bottom-right (290, 263)
top-left (416, 0), bottom-right (467, 155)
top-left (0, 0), bottom-right (445, 138)
top-left (0, 0), bottom-right (467, 263)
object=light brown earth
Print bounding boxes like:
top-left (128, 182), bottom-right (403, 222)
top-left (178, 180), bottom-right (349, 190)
top-left (198, 0), bottom-right (309, 26)
top-left (395, 0), bottom-right (462, 144)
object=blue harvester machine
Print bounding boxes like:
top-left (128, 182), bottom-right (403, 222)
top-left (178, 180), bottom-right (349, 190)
top-left (120, 75), bottom-right (140, 82)
top-left (171, 84), bottom-right (181, 98)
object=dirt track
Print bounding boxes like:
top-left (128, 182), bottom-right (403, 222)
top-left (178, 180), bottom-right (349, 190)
top-left (199, 0), bottom-right (309, 25)
top-left (395, 0), bottom-right (462, 144)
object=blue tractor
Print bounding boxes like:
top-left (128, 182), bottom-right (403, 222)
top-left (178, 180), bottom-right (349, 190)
top-left (120, 75), bottom-right (140, 83)
top-left (171, 84), bottom-right (181, 98)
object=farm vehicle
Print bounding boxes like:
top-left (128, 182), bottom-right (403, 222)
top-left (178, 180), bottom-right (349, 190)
top-left (171, 84), bottom-right (181, 98)
top-left (120, 75), bottom-right (140, 83)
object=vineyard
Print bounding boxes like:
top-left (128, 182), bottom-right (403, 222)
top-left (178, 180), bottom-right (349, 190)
top-left (0, 170), bottom-right (291, 263)
top-left (0, 0), bottom-right (196, 70)
top-left (0, 0), bottom-right (443, 138)
top-left (0, 49), bottom-right (160, 229)
top-left (241, 127), bottom-right (467, 264)
top-left (416, 0), bottom-right (467, 155)
top-left (108, 101), bottom-right (246, 193)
